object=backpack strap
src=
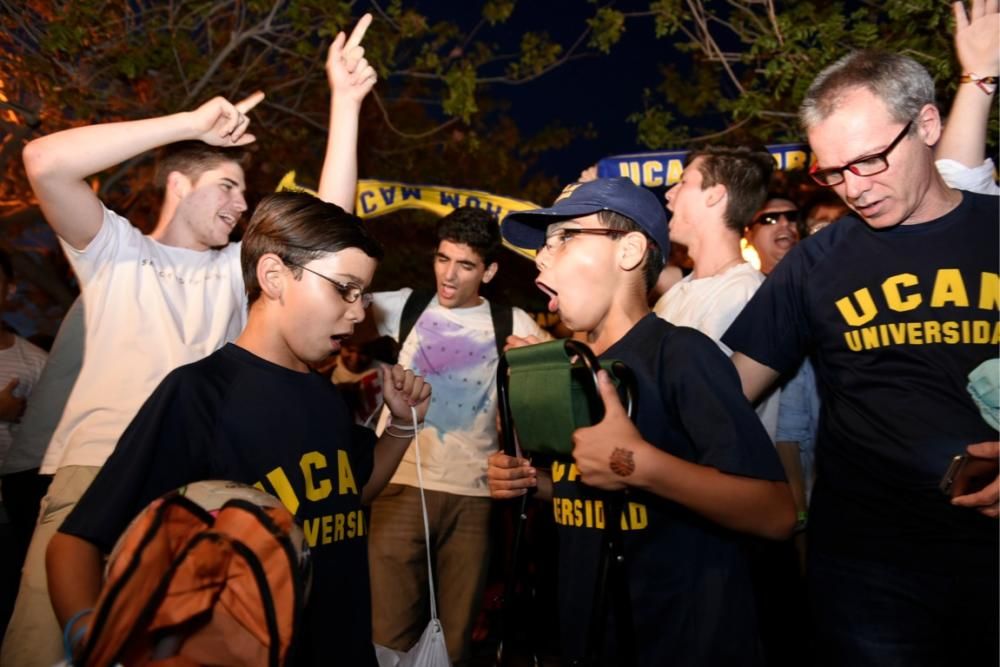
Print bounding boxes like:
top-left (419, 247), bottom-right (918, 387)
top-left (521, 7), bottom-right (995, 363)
top-left (400, 288), bottom-right (513, 359)
top-left (488, 299), bottom-right (513, 359)
top-left (398, 289), bottom-right (435, 349)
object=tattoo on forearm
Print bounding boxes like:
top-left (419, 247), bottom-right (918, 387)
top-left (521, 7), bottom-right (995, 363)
top-left (609, 448), bottom-right (635, 477)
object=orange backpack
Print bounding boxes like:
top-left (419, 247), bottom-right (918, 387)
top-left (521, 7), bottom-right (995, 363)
top-left (75, 490), bottom-right (309, 666)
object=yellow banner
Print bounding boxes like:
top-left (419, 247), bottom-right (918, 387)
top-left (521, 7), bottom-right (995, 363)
top-left (276, 172), bottom-right (539, 258)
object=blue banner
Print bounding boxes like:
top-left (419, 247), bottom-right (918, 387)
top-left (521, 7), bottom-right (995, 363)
top-left (597, 143), bottom-right (812, 188)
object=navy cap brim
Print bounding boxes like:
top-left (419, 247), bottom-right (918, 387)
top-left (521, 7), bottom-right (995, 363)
top-left (501, 203), bottom-right (607, 250)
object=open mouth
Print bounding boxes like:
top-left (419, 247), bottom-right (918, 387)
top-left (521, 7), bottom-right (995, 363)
top-left (536, 280), bottom-right (559, 313)
top-left (218, 212), bottom-right (237, 229)
top-left (330, 332), bottom-right (352, 351)
top-left (774, 232), bottom-right (795, 248)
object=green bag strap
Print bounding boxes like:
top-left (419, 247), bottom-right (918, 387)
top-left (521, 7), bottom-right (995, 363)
top-left (503, 339), bottom-right (629, 457)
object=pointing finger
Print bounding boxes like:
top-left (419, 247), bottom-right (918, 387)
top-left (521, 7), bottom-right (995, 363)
top-left (345, 13), bottom-right (373, 51)
top-left (235, 90), bottom-right (265, 113)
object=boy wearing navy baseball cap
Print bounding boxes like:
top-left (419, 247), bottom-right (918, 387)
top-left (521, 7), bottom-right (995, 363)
top-left (491, 177), bottom-right (795, 666)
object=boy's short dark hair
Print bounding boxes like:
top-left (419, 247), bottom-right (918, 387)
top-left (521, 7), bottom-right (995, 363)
top-left (686, 146), bottom-right (774, 233)
top-left (0, 249), bottom-right (13, 282)
top-left (155, 141), bottom-right (252, 188)
top-left (436, 207), bottom-right (502, 265)
top-left (242, 192), bottom-right (384, 305)
top-left (598, 210), bottom-right (664, 292)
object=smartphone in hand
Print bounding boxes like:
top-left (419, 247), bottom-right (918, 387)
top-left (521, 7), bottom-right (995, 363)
top-left (940, 453), bottom-right (1000, 498)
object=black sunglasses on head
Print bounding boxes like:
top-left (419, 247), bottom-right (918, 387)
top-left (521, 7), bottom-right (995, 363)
top-left (751, 210), bottom-right (799, 227)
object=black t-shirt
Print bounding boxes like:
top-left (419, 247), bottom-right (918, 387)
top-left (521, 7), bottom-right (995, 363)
top-left (61, 344), bottom-right (377, 666)
top-left (552, 314), bottom-right (785, 666)
top-left (723, 191), bottom-right (999, 571)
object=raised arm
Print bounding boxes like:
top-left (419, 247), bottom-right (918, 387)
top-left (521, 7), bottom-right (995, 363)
top-left (318, 14), bottom-right (377, 211)
top-left (936, 0), bottom-right (998, 167)
top-left (361, 364), bottom-right (431, 505)
top-left (23, 93), bottom-right (263, 250)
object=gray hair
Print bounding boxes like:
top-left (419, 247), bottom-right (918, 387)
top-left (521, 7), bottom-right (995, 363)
top-left (799, 50), bottom-right (936, 131)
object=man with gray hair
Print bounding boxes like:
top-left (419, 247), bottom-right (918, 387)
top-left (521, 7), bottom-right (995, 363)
top-left (722, 48), bottom-right (998, 666)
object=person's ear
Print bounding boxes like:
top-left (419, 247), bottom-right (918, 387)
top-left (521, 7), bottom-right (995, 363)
top-left (705, 183), bottom-right (727, 209)
top-left (166, 171), bottom-right (194, 200)
top-left (914, 103), bottom-right (942, 147)
top-left (482, 262), bottom-right (499, 284)
top-left (618, 231), bottom-right (647, 272)
top-left (257, 253), bottom-right (287, 301)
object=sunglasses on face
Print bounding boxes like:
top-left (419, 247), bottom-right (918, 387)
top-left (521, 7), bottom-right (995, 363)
top-left (751, 210), bottom-right (800, 227)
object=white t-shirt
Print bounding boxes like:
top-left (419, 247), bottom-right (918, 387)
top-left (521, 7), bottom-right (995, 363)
top-left (935, 158), bottom-right (1000, 196)
top-left (372, 288), bottom-right (550, 496)
top-left (0, 336), bottom-right (48, 471)
top-left (41, 205), bottom-right (246, 472)
top-left (652, 261), bottom-right (779, 440)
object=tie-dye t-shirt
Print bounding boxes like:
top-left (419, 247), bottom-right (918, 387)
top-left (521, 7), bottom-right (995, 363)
top-left (372, 289), bottom-right (549, 496)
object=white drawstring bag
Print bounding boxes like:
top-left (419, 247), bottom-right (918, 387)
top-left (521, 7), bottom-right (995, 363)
top-left (374, 407), bottom-right (450, 667)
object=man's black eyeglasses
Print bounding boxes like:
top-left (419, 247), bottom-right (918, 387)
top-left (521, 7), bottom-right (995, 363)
top-left (752, 210), bottom-right (800, 227)
top-left (538, 228), bottom-right (623, 253)
top-left (809, 120), bottom-right (913, 187)
top-left (286, 262), bottom-right (373, 308)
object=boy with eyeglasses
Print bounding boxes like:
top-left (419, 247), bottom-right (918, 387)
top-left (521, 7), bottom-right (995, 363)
top-left (723, 48), bottom-right (999, 666)
top-left (47, 192), bottom-right (433, 666)
top-left (488, 177), bottom-right (795, 665)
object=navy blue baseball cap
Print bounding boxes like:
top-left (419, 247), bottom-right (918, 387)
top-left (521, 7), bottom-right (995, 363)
top-left (501, 177), bottom-right (668, 264)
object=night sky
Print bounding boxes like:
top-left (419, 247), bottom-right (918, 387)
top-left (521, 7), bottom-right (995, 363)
top-left (417, 0), bottom-right (676, 185)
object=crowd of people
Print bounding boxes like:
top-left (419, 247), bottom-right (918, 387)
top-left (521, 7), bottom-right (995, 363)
top-left (0, 1), bottom-right (997, 666)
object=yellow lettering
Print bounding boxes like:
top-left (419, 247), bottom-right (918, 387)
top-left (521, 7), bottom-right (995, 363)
top-left (878, 324), bottom-right (890, 346)
top-left (358, 510), bottom-right (366, 537)
top-left (265, 468), bottom-right (299, 515)
top-left (887, 323), bottom-right (907, 344)
top-left (552, 461), bottom-right (565, 483)
top-left (337, 450), bottom-right (358, 495)
top-left (321, 514), bottom-right (333, 545)
top-left (906, 321), bottom-right (923, 345)
top-left (567, 463), bottom-right (580, 482)
top-left (552, 497), bottom-right (563, 524)
top-left (943, 321), bottom-right (960, 343)
top-left (573, 499), bottom-right (583, 527)
top-left (347, 510), bottom-right (357, 538)
top-left (561, 498), bottom-right (573, 525)
top-left (784, 150), bottom-right (808, 170)
top-left (303, 518), bottom-right (319, 547)
top-left (924, 320), bottom-right (942, 344)
top-left (861, 326), bottom-right (880, 349)
top-left (641, 161), bottom-right (664, 187)
top-left (979, 273), bottom-right (999, 310)
top-left (666, 159), bottom-right (685, 185)
top-left (334, 513), bottom-right (345, 541)
top-left (930, 269), bottom-right (969, 308)
top-left (595, 501), bottom-right (605, 529)
top-left (882, 273), bottom-right (921, 312)
top-left (993, 322), bottom-right (1000, 344)
top-left (973, 321), bottom-right (990, 343)
top-left (300, 451), bottom-right (332, 501)
top-left (836, 289), bottom-right (878, 326)
top-left (844, 330), bottom-right (862, 351)
top-left (628, 502), bottom-right (648, 530)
